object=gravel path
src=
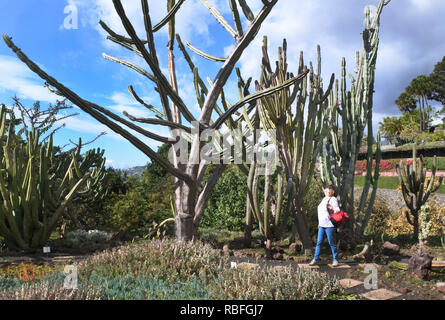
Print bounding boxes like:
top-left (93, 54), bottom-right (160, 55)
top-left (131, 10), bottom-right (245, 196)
top-left (354, 187), bottom-right (445, 213)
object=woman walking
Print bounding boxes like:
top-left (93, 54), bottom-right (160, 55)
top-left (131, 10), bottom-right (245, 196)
top-left (309, 185), bottom-right (340, 266)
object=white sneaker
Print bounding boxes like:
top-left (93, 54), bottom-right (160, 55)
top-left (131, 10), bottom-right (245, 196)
top-left (332, 260), bottom-right (339, 267)
top-left (309, 259), bottom-right (317, 266)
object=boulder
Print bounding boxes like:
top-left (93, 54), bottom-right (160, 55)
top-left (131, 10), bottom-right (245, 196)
top-left (383, 241), bottom-right (400, 256)
top-left (407, 245), bottom-right (433, 280)
top-left (288, 243), bottom-right (302, 253)
top-left (273, 252), bottom-right (283, 260)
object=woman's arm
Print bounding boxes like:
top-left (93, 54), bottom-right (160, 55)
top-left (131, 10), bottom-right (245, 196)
top-left (327, 197), bottom-right (340, 213)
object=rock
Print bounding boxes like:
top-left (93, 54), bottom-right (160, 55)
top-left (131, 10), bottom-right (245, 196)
top-left (285, 256), bottom-right (292, 262)
top-left (273, 252), bottom-right (283, 260)
top-left (437, 282), bottom-right (445, 294)
top-left (222, 244), bottom-right (233, 256)
top-left (237, 263), bottom-right (259, 271)
top-left (271, 246), bottom-right (284, 254)
top-left (288, 243), bottom-right (302, 253)
top-left (233, 251), bottom-right (244, 257)
top-left (255, 252), bottom-right (265, 259)
top-left (293, 257), bottom-right (310, 263)
top-left (273, 266), bottom-right (289, 272)
top-left (399, 287), bottom-right (411, 294)
top-left (383, 241), bottom-right (400, 256)
top-left (407, 245), bottom-right (433, 280)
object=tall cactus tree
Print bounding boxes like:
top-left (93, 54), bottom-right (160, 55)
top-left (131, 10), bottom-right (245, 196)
top-left (240, 37), bottom-right (334, 252)
top-left (319, 0), bottom-right (389, 242)
top-left (3, 0), bottom-right (302, 241)
top-left (396, 144), bottom-right (443, 241)
top-left (0, 105), bottom-right (96, 250)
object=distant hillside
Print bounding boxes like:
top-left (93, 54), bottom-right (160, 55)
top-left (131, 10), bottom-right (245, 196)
top-left (125, 165), bottom-right (147, 178)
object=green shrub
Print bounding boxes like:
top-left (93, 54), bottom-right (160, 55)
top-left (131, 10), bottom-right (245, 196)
top-left (210, 267), bottom-right (342, 300)
top-left (0, 239), bottom-right (344, 300)
top-left (201, 165), bottom-right (248, 231)
top-left (303, 176), bottom-right (324, 237)
top-left (362, 193), bottom-right (394, 237)
top-left (64, 230), bottom-right (112, 249)
top-left (0, 279), bottom-right (22, 292)
top-left (99, 178), bottom-right (173, 237)
top-left (77, 239), bottom-right (227, 282)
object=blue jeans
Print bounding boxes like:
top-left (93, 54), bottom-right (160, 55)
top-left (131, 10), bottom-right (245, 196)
top-left (314, 227), bottom-right (338, 262)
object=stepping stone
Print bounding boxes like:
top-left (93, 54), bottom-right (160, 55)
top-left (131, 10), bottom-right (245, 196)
top-left (328, 264), bottom-right (351, 269)
top-left (237, 262), bottom-right (260, 270)
top-left (432, 261), bottom-right (445, 269)
top-left (272, 266), bottom-right (290, 272)
top-left (339, 278), bottom-right (363, 289)
top-left (297, 264), bottom-right (320, 269)
top-left (360, 288), bottom-right (402, 300)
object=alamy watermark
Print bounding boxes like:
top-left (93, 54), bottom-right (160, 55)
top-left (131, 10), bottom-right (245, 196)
top-left (364, 264), bottom-right (378, 290)
top-left (63, 265), bottom-right (78, 290)
top-left (63, 4), bottom-right (78, 30)
top-left (168, 123), bottom-right (278, 175)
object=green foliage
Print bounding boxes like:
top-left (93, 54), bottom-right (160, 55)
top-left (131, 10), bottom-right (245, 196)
top-left (303, 175), bottom-right (324, 236)
top-left (141, 143), bottom-right (171, 190)
top-left (395, 91), bottom-right (417, 113)
top-left (100, 178), bottom-right (173, 237)
top-left (0, 239), bottom-right (344, 300)
top-left (201, 165), bottom-right (248, 231)
top-left (396, 145), bottom-right (443, 239)
top-left (211, 266), bottom-right (342, 300)
top-left (0, 106), bottom-right (99, 250)
top-left (379, 116), bottom-right (403, 143)
top-left (94, 144), bottom-right (175, 237)
top-left (64, 229), bottom-right (112, 249)
top-left (428, 56), bottom-right (445, 109)
top-left (355, 176), bottom-right (445, 194)
top-left (363, 193), bottom-right (393, 236)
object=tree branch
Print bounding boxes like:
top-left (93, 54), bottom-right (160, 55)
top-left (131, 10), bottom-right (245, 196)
top-left (2, 34), bottom-right (192, 184)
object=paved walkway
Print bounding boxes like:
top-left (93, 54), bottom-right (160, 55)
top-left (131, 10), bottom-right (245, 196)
top-left (227, 256), bottom-right (412, 300)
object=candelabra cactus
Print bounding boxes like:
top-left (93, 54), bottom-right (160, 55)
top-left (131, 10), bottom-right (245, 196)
top-left (319, 0), bottom-right (389, 242)
top-left (240, 37), bottom-right (334, 252)
top-left (0, 105), bottom-right (99, 250)
top-left (396, 144), bottom-right (443, 241)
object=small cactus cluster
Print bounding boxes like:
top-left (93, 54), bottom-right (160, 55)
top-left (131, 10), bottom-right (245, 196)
top-left (396, 144), bottom-right (443, 241)
top-left (0, 105), bottom-right (106, 250)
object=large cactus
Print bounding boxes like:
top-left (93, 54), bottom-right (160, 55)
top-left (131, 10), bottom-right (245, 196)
top-left (396, 144), bottom-right (443, 241)
top-left (59, 141), bottom-right (108, 229)
top-left (240, 37), bottom-right (334, 252)
top-left (3, 0), bottom-right (302, 241)
top-left (0, 105), bottom-right (95, 250)
top-left (319, 0), bottom-right (389, 242)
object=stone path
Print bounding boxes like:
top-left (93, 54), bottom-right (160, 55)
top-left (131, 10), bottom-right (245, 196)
top-left (228, 256), bottom-right (410, 300)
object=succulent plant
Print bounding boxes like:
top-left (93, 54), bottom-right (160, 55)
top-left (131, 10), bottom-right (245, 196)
top-left (396, 144), bottom-right (443, 241)
top-left (319, 0), bottom-right (390, 241)
top-left (0, 105), bottom-right (104, 250)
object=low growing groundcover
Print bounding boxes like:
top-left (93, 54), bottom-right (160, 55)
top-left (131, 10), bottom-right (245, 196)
top-left (0, 239), bottom-right (344, 300)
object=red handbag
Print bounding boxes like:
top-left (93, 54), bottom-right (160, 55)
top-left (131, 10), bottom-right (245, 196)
top-left (327, 198), bottom-right (349, 228)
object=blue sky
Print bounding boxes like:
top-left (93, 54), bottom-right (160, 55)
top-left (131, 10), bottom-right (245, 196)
top-left (1, 0), bottom-right (445, 169)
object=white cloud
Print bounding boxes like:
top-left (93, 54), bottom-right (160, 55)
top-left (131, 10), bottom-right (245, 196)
top-left (0, 55), bottom-right (59, 103)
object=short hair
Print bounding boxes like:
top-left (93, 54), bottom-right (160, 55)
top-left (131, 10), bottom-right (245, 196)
top-left (324, 184), bottom-right (337, 197)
